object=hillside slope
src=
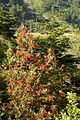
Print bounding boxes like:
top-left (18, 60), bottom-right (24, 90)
top-left (1, 0), bottom-right (80, 28)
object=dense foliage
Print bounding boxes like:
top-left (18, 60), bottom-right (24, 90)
top-left (56, 92), bottom-right (80, 120)
top-left (0, 9), bottom-right (16, 37)
top-left (0, 9), bottom-right (17, 65)
top-left (0, 1), bottom-right (80, 120)
top-left (0, 23), bottom-right (80, 119)
top-left (1, 0), bottom-right (80, 28)
top-left (0, 25), bottom-right (67, 119)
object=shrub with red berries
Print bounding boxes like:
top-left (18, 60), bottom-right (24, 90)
top-left (0, 25), bottom-right (67, 119)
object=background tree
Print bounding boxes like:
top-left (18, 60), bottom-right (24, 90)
top-left (0, 9), bottom-right (16, 65)
top-left (0, 9), bottom-right (16, 38)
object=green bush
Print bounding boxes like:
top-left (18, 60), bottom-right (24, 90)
top-left (56, 92), bottom-right (80, 120)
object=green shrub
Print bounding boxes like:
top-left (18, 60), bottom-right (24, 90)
top-left (56, 92), bottom-right (80, 120)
